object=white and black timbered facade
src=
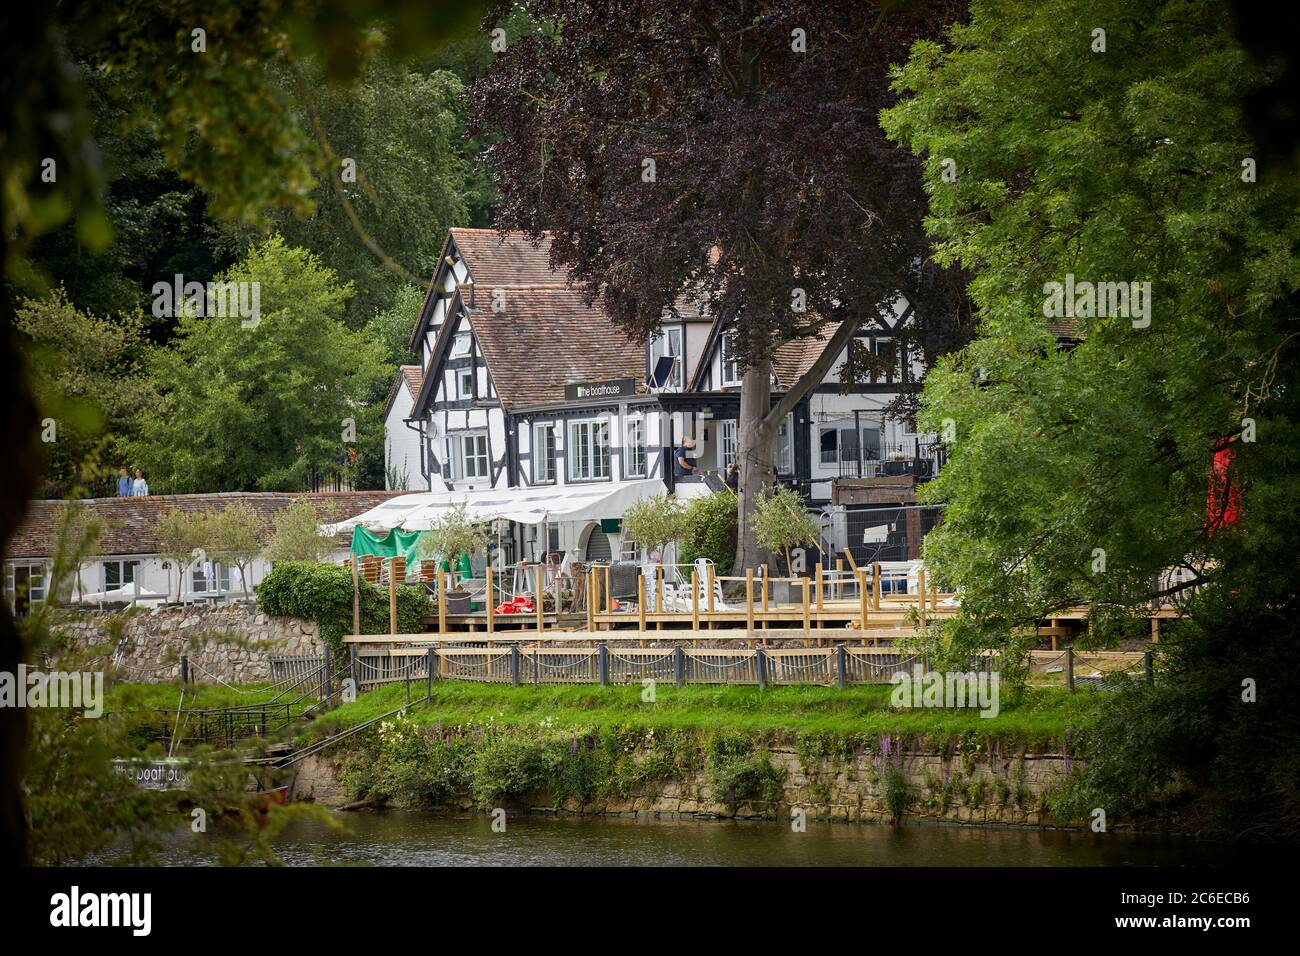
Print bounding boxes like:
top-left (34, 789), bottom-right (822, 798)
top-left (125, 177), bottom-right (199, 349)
top-left (386, 229), bottom-right (943, 547)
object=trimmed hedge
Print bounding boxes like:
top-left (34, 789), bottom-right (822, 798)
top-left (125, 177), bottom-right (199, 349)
top-left (256, 561), bottom-right (434, 660)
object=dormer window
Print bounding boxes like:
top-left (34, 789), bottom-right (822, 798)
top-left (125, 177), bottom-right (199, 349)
top-left (649, 328), bottom-right (683, 390)
top-left (451, 332), bottom-right (472, 358)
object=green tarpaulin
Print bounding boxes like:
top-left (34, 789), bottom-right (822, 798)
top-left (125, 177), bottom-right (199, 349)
top-left (349, 527), bottom-right (474, 582)
top-left (350, 526), bottom-right (424, 565)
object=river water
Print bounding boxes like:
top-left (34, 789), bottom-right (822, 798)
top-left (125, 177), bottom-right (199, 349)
top-left (237, 812), bottom-right (1247, 867)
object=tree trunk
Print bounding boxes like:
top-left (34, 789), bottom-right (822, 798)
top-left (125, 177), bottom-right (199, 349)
top-left (734, 358), bottom-right (777, 572)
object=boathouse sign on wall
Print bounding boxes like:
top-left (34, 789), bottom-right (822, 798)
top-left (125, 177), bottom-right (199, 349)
top-left (564, 378), bottom-right (636, 401)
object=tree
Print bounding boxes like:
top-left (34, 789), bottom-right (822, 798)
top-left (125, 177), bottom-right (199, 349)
top-left (155, 509), bottom-right (208, 603)
top-left (209, 502), bottom-right (262, 599)
top-left (264, 500), bottom-right (333, 564)
top-left (752, 485), bottom-right (820, 576)
top-left (1, 0), bottom-right (490, 870)
top-left (135, 236), bottom-right (388, 492)
top-left (14, 289), bottom-right (157, 497)
top-left (882, 0), bottom-right (1300, 839)
top-left (470, 0), bottom-right (971, 572)
top-left (418, 503), bottom-right (489, 580)
top-left (622, 495), bottom-right (686, 564)
top-left (264, 55), bottom-right (473, 327)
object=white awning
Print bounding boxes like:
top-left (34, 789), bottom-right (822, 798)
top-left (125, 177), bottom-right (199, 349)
top-left (322, 478), bottom-right (668, 534)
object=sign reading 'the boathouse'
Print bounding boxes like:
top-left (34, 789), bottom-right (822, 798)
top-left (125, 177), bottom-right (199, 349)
top-left (564, 378), bottom-right (636, 401)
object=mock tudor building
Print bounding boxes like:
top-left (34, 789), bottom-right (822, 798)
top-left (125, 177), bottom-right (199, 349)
top-left (380, 228), bottom-right (943, 563)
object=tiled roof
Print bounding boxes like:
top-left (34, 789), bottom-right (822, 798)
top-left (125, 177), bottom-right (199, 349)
top-left (772, 322), bottom-right (842, 388)
top-left (381, 365), bottom-right (424, 420)
top-left (450, 228), bottom-right (562, 289)
top-left (8, 491), bottom-right (406, 559)
top-left (466, 285), bottom-right (647, 409)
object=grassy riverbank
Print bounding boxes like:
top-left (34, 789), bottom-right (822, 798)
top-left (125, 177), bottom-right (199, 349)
top-left (312, 681), bottom-right (1101, 747)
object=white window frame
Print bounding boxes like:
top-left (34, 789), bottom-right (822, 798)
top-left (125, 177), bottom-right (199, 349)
top-left (650, 328), bottom-right (683, 390)
top-left (461, 433), bottom-right (490, 480)
top-left (4, 561), bottom-right (46, 614)
top-left (775, 413), bottom-right (794, 474)
top-left (625, 414), bottom-right (648, 478)
top-left (192, 562), bottom-right (231, 594)
top-left (441, 436), bottom-right (458, 481)
top-left (720, 335), bottom-right (742, 387)
top-left (533, 423), bottom-right (556, 483)
top-left (720, 419), bottom-right (738, 469)
top-left (458, 368), bottom-right (476, 400)
top-left (103, 559), bottom-right (140, 592)
top-left (568, 418), bottom-right (611, 482)
top-left (451, 332), bottom-right (472, 358)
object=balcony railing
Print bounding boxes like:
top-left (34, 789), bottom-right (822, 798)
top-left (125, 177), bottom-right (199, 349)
top-left (835, 439), bottom-right (948, 480)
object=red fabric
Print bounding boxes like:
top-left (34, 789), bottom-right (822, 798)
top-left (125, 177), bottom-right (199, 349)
top-left (495, 597), bottom-right (534, 615)
top-left (1206, 440), bottom-right (1243, 533)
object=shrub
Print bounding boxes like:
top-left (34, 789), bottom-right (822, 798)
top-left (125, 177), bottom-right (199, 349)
top-left (752, 484), bottom-right (820, 574)
top-left (679, 490), bottom-right (737, 576)
top-left (256, 561), bottom-right (434, 661)
top-left (471, 733), bottom-right (554, 804)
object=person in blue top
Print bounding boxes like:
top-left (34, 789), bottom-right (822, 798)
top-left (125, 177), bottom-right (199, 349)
top-left (673, 436), bottom-right (697, 478)
top-left (116, 466), bottom-right (132, 497)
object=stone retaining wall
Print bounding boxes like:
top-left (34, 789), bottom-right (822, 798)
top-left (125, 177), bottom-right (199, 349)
top-left (293, 744), bottom-right (1080, 828)
top-left (51, 603), bottom-right (319, 684)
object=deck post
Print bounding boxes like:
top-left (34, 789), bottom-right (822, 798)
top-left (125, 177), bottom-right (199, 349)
top-left (638, 575), bottom-right (647, 640)
top-left (837, 644), bottom-right (847, 690)
top-left (598, 643), bottom-right (609, 686)
top-left (691, 569), bottom-right (700, 630)
top-left (586, 566), bottom-right (596, 631)
top-left (872, 561), bottom-right (882, 610)
top-left (1065, 645), bottom-right (1075, 693)
top-left (535, 564), bottom-right (545, 634)
top-left (815, 563), bottom-right (825, 613)
top-left (858, 569), bottom-right (869, 634)
top-left (604, 565), bottom-right (612, 614)
top-left (801, 577), bottom-right (811, 637)
top-left (511, 644), bottom-right (521, 686)
top-left (438, 568), bottom-right (448, 635)
top-left (351, 557), bottom-right (361, 638)
top-left (1145, 649), bottom-right (1154, 684)
top-left (1151, 616), bottom-right (1161, 644)
top-left (835, 558), bottom-right (844, 600)
top-left (706, 564), bottom-right (715, 629)
top-left (674, 645), bottom-right (685, 688)
top-left (760, 563), bottom-right (769, 628)
top-left (755, 646), bottom-right (767, 690)
top-left (745, 569), bottom-right (755, 646)
top-left (348, 645), bottom-right (358, 693)
top-left (486, 565), bottom-right (495, 635)
top-left (656, 563), bottom-right (665, 630)
top-left (426, 647), bottom-right (434, 696)
top-left (917, 569), bottom-right (927, 628)
top-left (388, 560), bottom-right (398, 636)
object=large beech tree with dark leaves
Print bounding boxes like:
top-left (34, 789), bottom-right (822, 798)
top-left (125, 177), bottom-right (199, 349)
top-left (470, 0), bottom-right (970, 570)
